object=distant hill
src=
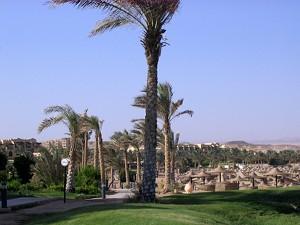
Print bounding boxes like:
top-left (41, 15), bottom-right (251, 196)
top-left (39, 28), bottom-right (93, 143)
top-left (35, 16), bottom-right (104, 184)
top-left (223, 141), bottom-right (300, 152)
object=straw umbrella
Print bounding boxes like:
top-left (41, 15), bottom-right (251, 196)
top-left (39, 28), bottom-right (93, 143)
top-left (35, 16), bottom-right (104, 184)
top-left (264, 168), bottom-right (286, 187)
top-left (209, 166), bottom-right (227, 182)
top-left (246, 172), bottom-right (264, 187)
top-left (192, 171), bottom-right (212, 184)
top-left (230, 175), bottom-right (247, 186)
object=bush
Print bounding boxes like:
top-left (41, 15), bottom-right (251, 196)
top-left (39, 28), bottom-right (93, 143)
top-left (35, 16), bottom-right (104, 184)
top-left (75, 166), bottom-right (100, 195)
top-left (0, 171), bottom-right (7, 182)
top-left (13, 155), bottom-right (35, 184)
top-left (7, 179), bottom-right (21, 192)
top-left (19, 183), bottom-right (41, 192)
top-left (0, 152), bottom-right (7, 171)
top-left (75, 185), bottom-right (100, 195)
top-left (48, 185), bottom-right (64, 192)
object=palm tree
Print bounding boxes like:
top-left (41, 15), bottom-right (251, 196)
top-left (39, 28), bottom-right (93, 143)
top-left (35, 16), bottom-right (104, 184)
top-left (131, 120), bottom-right (165, 184)
top-left (50, 0), bottom-right (180, 202)
top-left (38, 104), bottom-right (84, 192)
top-left (105, 142), bottom-right (123, 189)
top-left (131, 121), bottom-right (145, 184)
top-left (133, 82), bottom-right (193, 191)
top-left (84, 115), bottom-right (105, 185)
top-left (110, 130), bottom-right (132, 187)
top-left (31, 146), bottom-right (65, 186)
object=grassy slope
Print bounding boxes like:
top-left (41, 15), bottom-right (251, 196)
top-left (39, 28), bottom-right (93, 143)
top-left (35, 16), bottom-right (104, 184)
top-left (26, 188), bottom-right (300, 225)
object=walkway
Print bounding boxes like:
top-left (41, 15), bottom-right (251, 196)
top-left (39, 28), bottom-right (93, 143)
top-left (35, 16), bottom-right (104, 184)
top-left (0, 189), bottom-right (134, 225)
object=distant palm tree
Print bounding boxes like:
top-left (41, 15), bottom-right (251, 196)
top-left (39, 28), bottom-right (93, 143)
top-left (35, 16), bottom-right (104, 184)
top-left (110, 130), bottom-right (132, 187)
top-left (32, 146), bottom-right (65, 186)
top-left (131, 121), bottom-right (144, 184)
top-left (38, 104), bottom-right (84, 192)
top-left (50, 0), bottom-right (180, 202)
top-left (133, 82), bottom-right (193, 190)
top-left (84, 115), bottom-right (105, 185)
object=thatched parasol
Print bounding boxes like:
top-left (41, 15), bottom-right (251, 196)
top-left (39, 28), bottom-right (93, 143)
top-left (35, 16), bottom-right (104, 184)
top-left (264, 168), bottom-right (286, 187)
top-left (192, 171), bottom-right (212, 184)
top-left (230, 175), bottom-right (246, 185)
top-left (246, 172), bottom-right (264, 187)
top-left (209, 166), bottom-right (227, 182)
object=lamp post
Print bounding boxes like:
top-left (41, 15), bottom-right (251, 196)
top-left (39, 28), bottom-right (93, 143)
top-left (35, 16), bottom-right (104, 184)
top-left (61, 158), bottom-right (69, 203)
top-left (1, 182), bottom-right (7, 208)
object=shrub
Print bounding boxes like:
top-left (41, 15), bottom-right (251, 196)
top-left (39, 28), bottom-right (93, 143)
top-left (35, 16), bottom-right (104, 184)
top-left (7, 179), bottom-right (21, 192)
top-left (19, 183), bottom-right (41, 192)
top-left (0, 152), bottom-right (7, 171)
top-left (13, 155), bottom-right (35, 184)
top-left (48, 185), bottom-right (64, 192)
top-left (0, 171), bottom-right (7, 182)
top-left (75, 166), bottom-right (100, 195)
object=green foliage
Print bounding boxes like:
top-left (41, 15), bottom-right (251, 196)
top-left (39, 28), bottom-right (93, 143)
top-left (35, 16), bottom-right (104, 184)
top-left (19, 183), bottom-right (41, 191)
top-left (75, 166), bottom-right (100, 195)
top-left (0, 170), bottom-right (7, 182)
top-left (31, 146), bottom-right (65, 187)
top-left (13, 155), bottom-right (35, 184)
top-left (0, 151), bottom-right (7, 171)
top-left (48, 185), bottom-right (64, 192)
top-left (7, 179), bottom-right (21, 192)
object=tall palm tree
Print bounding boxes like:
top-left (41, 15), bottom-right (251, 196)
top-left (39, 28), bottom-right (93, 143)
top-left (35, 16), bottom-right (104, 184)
top-left (50, 0), bottom-right (180, 202)
top-left (133, 82), bottom-right (193, 191)
top-left (38, 104), bottom-right (84, 192)
top-left (84, 115), bottom-right (105, 185)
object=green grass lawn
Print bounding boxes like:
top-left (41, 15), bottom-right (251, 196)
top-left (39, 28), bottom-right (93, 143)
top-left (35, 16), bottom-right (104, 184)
top-left (6, 190), bottom-right (100, 200)
top-left (26, 188), bottom-right (300, 225)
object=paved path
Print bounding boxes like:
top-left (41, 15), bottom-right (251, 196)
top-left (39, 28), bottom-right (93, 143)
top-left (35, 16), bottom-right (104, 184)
top-left (0, 189), bottom-right (134, 225)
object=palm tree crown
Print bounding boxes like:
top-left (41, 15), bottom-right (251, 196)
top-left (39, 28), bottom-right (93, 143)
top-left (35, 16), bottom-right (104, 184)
top-left (38, 104), bottom-right (84, 192)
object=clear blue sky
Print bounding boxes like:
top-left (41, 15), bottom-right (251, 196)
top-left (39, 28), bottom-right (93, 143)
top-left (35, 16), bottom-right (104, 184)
top-left (0, 0), bottom-right (299, 144)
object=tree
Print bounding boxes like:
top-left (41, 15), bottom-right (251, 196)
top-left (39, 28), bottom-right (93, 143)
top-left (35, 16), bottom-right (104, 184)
top-left (0, 151), bottom-right (7, 171)
top-left (31, 146), bottom-right (65, 186)
top-left (133, 82), bottom-right (193, 191)
top-left (131, 121), bottom-right (144, 184)
top-left (13, 155), bottom-right (35, 184)
top-left (38, 104), bottom-right (84, 192)
top-left (84, 115), bottom-right (105, 185)
top-left (110, 130), bottom-right (132, 187)
top-left (50, 0), bottom-right (180, 202)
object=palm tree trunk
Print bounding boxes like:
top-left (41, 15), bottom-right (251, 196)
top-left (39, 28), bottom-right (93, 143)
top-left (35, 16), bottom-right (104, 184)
top-left (164, 122), bottom-right (171, 191)
top-left (136, 149), bottom-right (141, 183)
top-left (81, 132), bottom-right (88, 168)
top-left (141, 54), bottom-right (159, 202)
top-left (66, 139), bottom-right (76, 192)
top-left (124, 150), bottom-right (129, 187)
top-left (98, 132), bottom-right (105, 185)
top-left (94, 134), bottom-right (99, 169)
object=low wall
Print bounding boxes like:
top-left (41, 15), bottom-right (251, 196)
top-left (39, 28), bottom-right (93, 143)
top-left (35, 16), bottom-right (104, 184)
top-left (215, 182), bottom-right (239, 191)
top-left (197, 184), bottom-right (215, 192)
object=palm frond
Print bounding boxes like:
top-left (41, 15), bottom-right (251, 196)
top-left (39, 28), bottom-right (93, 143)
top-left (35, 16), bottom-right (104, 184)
top-left (170, 110), bottom-right (194, 122)
top-left (90, 16), bottom-right (132, 36)
top-left (37, 116), bottom-right (64, 133)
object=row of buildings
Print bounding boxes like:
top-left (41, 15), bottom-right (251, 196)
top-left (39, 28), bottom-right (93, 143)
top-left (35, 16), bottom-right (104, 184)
top-left (0, 137), bottom-right (221, 161)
